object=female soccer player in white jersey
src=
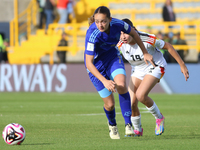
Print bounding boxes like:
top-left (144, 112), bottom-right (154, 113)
top-left (84, 6), bottom-right (156, 139)
top-left (118, 18), bottom-right (189, 136)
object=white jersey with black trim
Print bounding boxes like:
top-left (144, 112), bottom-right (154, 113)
top-left (118, 31), bottom-right (167, 72)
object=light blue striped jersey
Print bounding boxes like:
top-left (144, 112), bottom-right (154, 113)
top-left (84, 18), bottom-right (131, 68)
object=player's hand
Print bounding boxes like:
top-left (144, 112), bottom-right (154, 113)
top-left (143, 53), bottom-right (156, 67)
top-left (102, 80), bottom-right (116, 92)
top-left (180, 65), bottom-right (189, 81)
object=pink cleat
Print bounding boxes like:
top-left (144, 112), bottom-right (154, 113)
top-left (134, 128), bottom-right (143, 137)
top-left (155, 115), bottom-right (165, 135)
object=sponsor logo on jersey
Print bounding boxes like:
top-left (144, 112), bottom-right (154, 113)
top-left (100, 43), bottom-right (107, 48)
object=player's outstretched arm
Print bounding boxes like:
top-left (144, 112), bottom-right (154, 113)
top-left (163, 42), bottom-right (189, 81)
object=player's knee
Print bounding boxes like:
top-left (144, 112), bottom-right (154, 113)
top-left (104, 103), bottom-right (115, 111)
top-left (116, 82), bottom-right (127, 94)
top-left (136, 91), bottom-right (146, 103)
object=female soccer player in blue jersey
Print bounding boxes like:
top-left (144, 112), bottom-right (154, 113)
top-left (84, 6), bottom-right (155, 139)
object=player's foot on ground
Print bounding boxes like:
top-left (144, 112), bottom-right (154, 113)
top-left (108, 123), bottom-right (120, 139)
top-left (155, 114), bottom-right (165, 135)
top-left (125, 123), bottom-right (134, 137)
top-left (134, 128), bottom-right (143, 137)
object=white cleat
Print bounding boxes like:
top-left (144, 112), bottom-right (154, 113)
top-left (108, 124), bottom-right (120, 139)
top-left (125, 123), bottom-right (134, 137)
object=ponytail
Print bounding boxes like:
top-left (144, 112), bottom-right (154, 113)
top-left (88, 6), bottom-right (111, 26)
top-left (88, 15), bottom-right (94, 26)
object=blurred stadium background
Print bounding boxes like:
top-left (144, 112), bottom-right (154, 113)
top-left (0, 0), bottom-right (199, 93)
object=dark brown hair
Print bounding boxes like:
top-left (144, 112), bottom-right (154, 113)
top-left (88, 6), bottom-right (111, 26)
top-left (122, 18), bottom-right (137, 31)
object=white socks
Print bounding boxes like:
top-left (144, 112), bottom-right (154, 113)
top-left (146, 102), bottom-right (162, 119)
top-left (131, 102), bottom-right (162, 131)
top-left (131, 114), bottom-right (142, 132)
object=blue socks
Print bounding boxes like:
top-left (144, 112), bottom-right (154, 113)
top-left (119, 92), bottom-right (132, 125)
top-left (104, 92), bottom-right (132, 126)
top-left (104, 107), bottom-right (116, 126)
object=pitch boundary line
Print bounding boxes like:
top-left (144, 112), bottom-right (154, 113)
top-left (76, 110), bottom-right (149, 116)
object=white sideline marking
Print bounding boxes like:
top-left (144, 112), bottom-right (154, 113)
top-left (34, 110), bottom-right (150, 117)
top-left (33, 110), bottom-right (150, 117)
top-left (33, 108), bottom-right (149, 117)
top-left (75, 109), bottom-right (150, 116)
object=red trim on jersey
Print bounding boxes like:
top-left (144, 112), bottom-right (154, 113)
top-left (146, 35), bottom-right (156, 46)
top-left (117, 40), bottom-right (124, 49)
top-left (160, 67), bottom-right (165, 79)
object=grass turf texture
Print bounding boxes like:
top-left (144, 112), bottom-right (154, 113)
top-left (0, 93), bottom-right (199, 150)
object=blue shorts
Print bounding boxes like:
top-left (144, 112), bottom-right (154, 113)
top-left (88, 56), bottom-right (126, 98)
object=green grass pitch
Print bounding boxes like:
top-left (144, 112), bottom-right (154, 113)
top-left (0, 92), bottom-right (199, 150)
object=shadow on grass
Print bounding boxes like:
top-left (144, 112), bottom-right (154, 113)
top-left (122, 134), bottom-right (200, 140)
top-left (162, 134), bottom-right (200, 139)
top-left (23, 143), bottom-right (54, 145)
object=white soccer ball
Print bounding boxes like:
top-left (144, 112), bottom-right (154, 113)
top-left (2, 123), bottom-right (25, 145)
